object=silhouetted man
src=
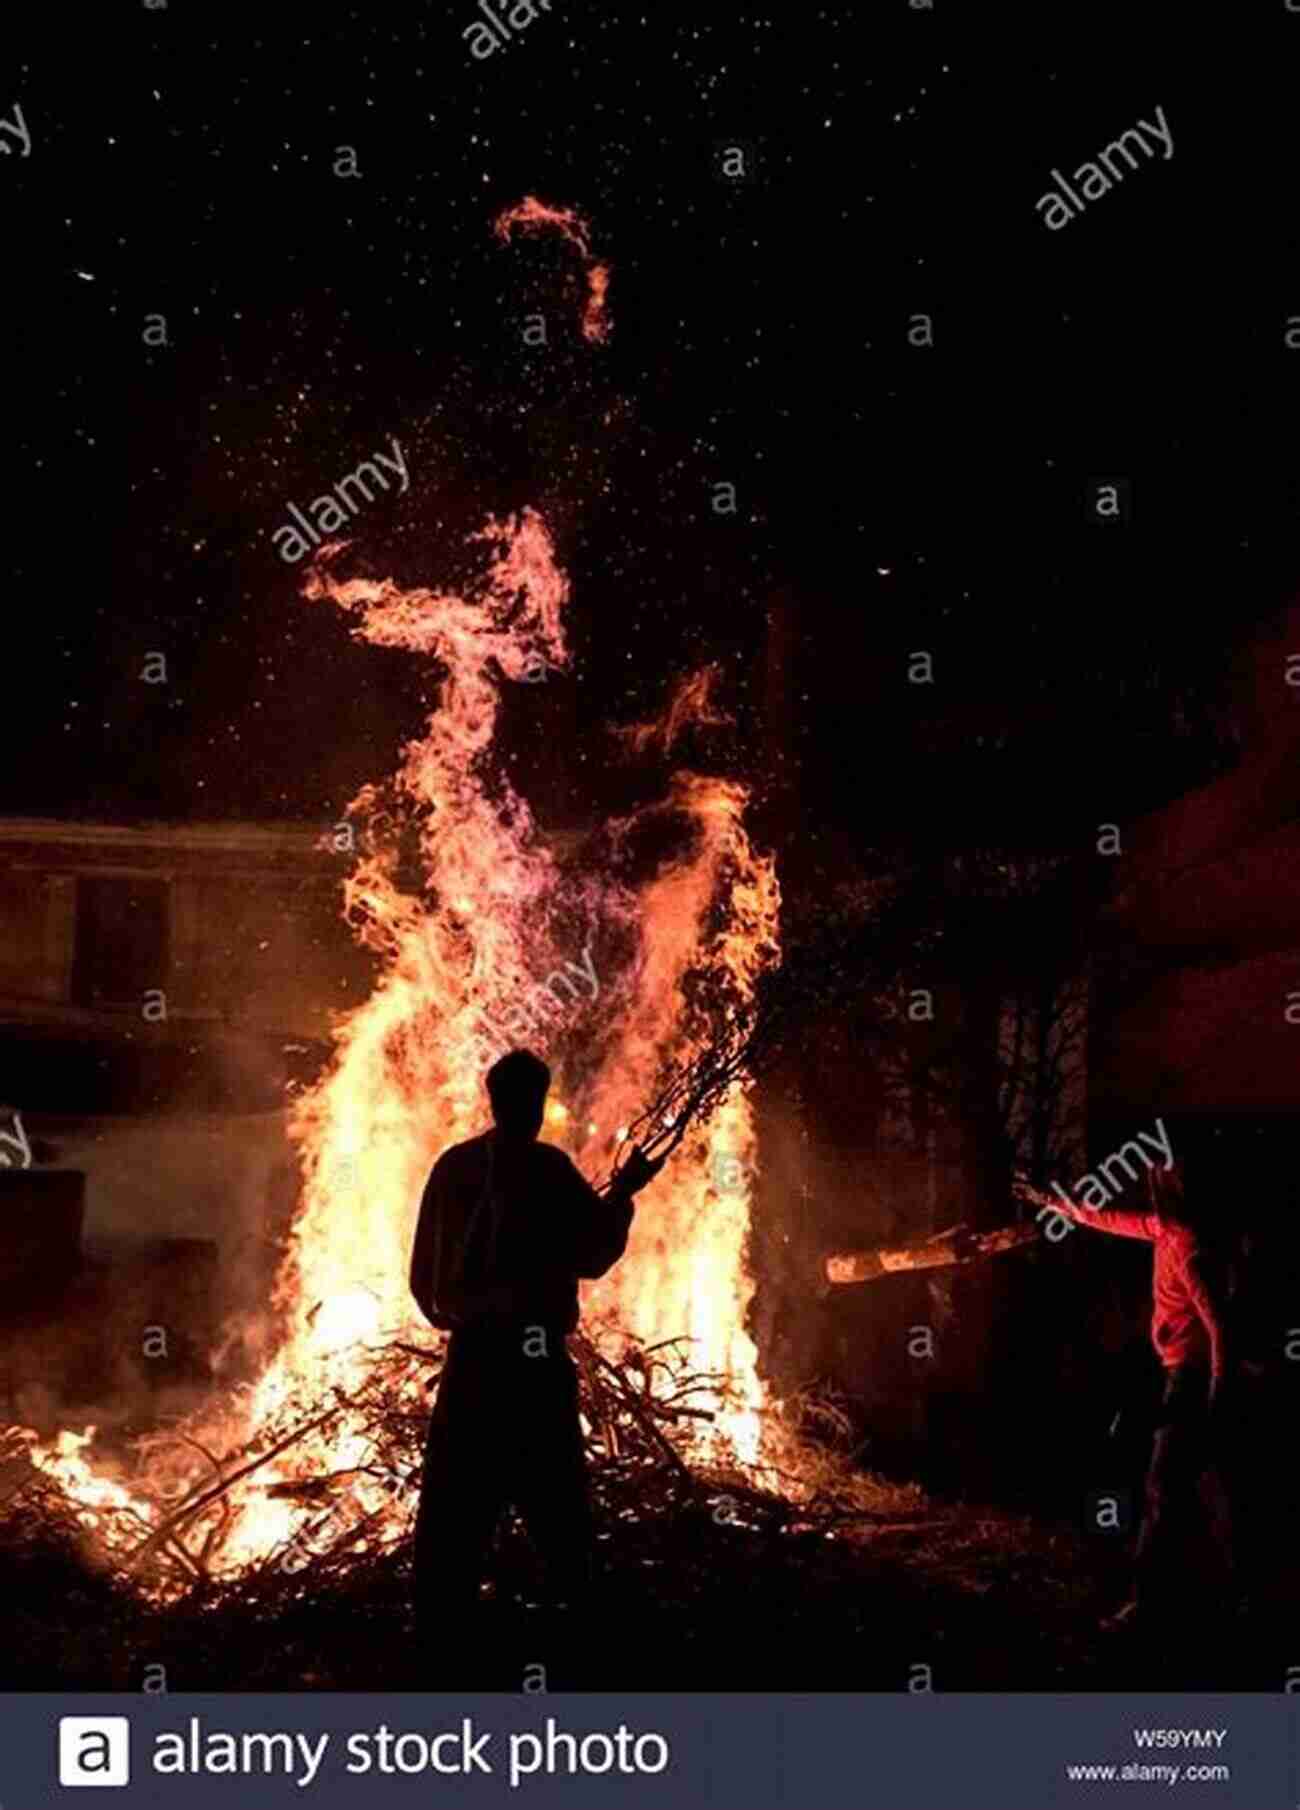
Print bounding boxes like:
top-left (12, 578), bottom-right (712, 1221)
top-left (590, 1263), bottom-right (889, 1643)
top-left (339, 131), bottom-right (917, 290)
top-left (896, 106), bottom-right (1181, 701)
top-left (1039, 1161), bottom-right (1236, 1625)
top-left (409, 1048), bottom-right (662, 1672)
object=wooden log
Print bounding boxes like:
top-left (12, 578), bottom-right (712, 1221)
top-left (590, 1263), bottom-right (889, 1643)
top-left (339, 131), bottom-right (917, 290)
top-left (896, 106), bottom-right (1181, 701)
top-left (825, 1221), bottom-right (1040, 1285)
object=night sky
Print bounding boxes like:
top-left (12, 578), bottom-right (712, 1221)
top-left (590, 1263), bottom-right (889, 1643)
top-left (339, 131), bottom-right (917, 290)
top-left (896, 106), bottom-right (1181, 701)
top-left (5, 4), bottom-right (1296, 854)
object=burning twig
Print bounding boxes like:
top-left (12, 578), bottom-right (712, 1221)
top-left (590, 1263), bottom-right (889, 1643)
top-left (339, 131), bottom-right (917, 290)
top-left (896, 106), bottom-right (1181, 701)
top-left (123, 1401), bottom-right (352, 1573)
top-left (573, 1335), bottom-right (696, 1480)
top-left (602, 889), bottom-right (923, 1194)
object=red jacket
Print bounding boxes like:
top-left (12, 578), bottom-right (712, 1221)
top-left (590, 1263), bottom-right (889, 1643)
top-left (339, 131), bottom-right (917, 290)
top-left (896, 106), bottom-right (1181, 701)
top-left (1050, 1197), bottom-right (1231, 1384)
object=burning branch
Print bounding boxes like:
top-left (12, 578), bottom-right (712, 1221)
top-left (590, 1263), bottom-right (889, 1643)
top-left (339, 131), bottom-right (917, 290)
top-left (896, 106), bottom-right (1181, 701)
top-left (604, 1009), bottom-right (760, 1189)
top-left (601, 889), bottom-right (915, 1194)
top-left (824, 1222), bottom-right (1040, 1286)
top-left (123, 1399), bottom-right (355, 1575)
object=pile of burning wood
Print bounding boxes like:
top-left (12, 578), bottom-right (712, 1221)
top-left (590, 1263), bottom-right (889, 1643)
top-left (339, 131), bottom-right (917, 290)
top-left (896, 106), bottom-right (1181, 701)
top-left (0, 901), bottom-right (970, 1640)
top-left (0, 1325), bottom-right (924, 1625)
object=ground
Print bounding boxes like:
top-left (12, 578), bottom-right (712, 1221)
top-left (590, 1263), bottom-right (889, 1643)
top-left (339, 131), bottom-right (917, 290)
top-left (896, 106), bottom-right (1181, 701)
top-left (4, 1489), bottom-right (1290, 1694)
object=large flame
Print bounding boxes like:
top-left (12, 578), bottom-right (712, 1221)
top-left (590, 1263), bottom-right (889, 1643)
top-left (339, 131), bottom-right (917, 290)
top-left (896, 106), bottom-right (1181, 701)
top-left (20, 503), bottom-right (780, 1578)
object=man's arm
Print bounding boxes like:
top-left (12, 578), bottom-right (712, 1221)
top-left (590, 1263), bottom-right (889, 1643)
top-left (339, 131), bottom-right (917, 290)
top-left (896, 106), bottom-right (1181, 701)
top-left (1048, 1196), bottom-right (1160, 1240)
top-left (1014, 1178), bottom-right (1158, 1240)
top-left (1183, 1245), bottom-right (1232, 1396)
top-left (564, 1160), bottom-right (634, 1280)
top-left (562, 1148), bottom-right (663, 1280)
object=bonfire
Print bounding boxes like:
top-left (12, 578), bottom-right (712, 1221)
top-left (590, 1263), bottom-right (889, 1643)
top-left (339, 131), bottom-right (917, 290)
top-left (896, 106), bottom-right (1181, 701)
top-left (2, 496), bottom-right (923, 1610)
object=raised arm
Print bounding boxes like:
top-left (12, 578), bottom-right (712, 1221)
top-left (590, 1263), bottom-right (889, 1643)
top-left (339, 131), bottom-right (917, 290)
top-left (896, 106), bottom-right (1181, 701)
top-left (560, 1159), bottom-right (634, 1279)
top-left (1015, 1177), bottom-right (1159, 1241)
top-left (1048, 1195), bottom-right (1160, 1241)
top-left (560, 1147), bottom-right (662, 1279)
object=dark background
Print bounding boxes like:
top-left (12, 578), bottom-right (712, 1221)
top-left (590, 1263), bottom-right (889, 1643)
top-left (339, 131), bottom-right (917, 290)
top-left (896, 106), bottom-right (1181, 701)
top-left (3, 2), bottom-right (1296, 844)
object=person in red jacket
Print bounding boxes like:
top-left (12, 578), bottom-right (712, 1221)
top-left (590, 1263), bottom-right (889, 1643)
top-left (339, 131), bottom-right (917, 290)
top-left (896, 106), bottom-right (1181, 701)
top-left (1041, 1161), bottom-right (1236, 1621)
top-left (409, 1047), bottom-right (662, 1670)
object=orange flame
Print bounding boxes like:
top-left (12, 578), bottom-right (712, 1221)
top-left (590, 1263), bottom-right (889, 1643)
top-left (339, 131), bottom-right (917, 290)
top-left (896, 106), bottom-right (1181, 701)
top-left (614, 664), bottom-right (731, 758)
top-left (493, 195), bottom-right (612, 344)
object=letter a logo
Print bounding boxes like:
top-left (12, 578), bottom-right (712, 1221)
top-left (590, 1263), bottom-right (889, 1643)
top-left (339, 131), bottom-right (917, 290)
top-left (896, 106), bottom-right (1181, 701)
top-left (59, 1717), bottom-right (131, 1786)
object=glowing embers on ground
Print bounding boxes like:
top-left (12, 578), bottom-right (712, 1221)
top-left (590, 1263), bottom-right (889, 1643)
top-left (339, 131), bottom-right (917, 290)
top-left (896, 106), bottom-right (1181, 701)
top-left (10, 503), bottom-right (780, 1582)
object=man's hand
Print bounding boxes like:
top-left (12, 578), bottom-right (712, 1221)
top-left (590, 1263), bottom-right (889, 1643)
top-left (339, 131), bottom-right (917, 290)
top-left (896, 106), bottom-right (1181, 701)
top-left (614, 1146), bottom-right (666, 1198)
top-left (1011, 1176), bottom-right (1052, 1214)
